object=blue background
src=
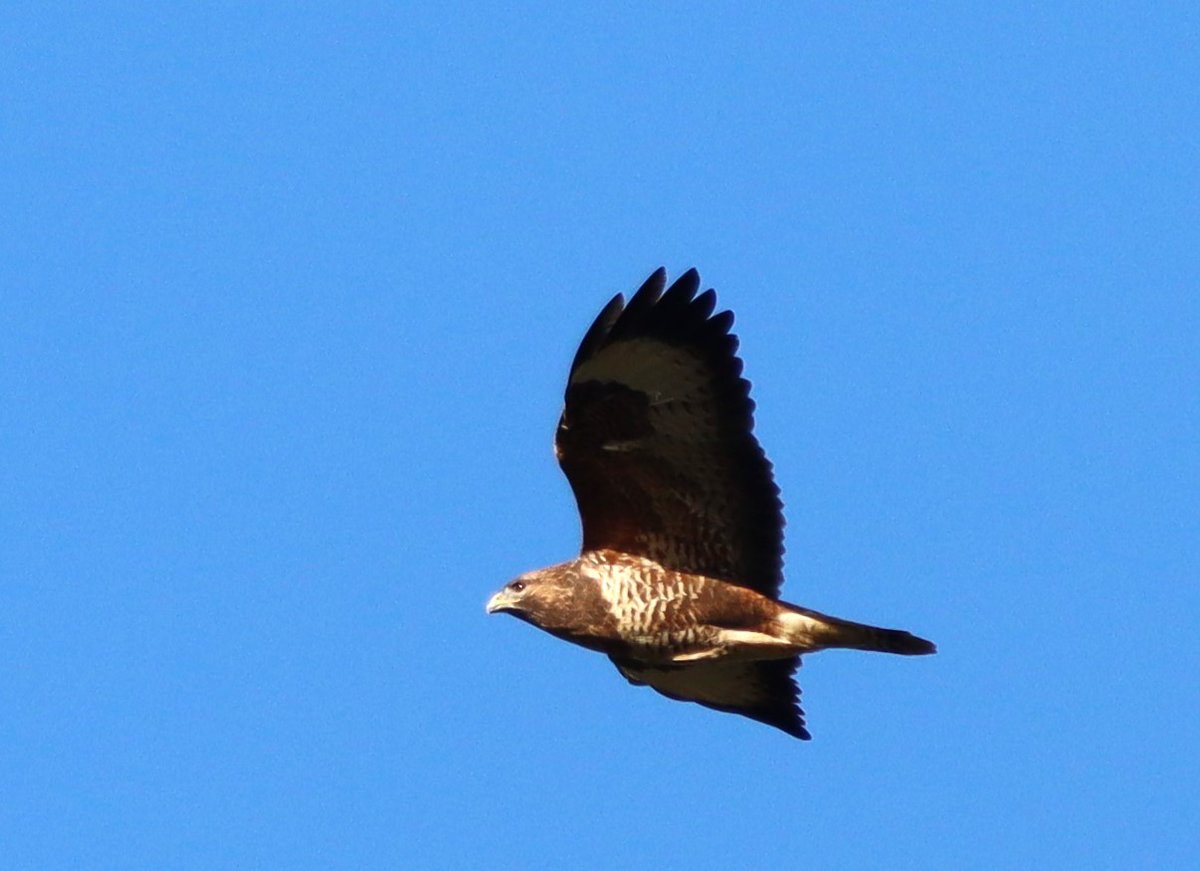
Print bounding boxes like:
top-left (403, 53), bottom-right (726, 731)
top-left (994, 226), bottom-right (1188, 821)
top-left (4, 4), bottom-right (1197, 868)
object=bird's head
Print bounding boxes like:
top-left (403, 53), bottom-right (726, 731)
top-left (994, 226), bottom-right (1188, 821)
top-left (485, 563), bottom-right (580, 632)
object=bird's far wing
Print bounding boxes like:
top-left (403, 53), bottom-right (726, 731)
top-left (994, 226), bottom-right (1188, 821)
top-left (613, 656), bottom-right (809, 740)
top-left (555, 268), bottom-right (784, 596)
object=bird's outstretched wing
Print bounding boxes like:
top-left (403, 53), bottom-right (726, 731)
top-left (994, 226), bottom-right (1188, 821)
top-left (555, 268), bottom-right (785, 596)
top-left (613, 656), bottom-right (809, 740)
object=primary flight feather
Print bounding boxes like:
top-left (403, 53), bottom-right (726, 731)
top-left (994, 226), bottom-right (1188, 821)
top-left (486, 268), bottom-right (934, 739)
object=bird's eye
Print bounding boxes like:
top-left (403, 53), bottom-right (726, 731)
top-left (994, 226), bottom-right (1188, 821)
top-left (509, 581), bottom-right (526, 592)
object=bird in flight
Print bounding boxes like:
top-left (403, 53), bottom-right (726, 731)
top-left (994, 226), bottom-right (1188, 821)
top-left (486, 268), bottom-right (935, 739)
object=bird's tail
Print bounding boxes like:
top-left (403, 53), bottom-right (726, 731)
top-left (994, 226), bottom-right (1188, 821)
top-left (779, 604), bottom-right (937, 656)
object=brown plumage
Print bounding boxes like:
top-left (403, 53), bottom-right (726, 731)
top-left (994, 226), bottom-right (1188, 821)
top-left (487, 268), bottom-right (935, 739)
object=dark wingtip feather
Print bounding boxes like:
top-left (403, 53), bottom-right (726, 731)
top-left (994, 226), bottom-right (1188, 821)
top-left (664, 268), bottom-right (701, 301)
top-left (644, 266), bottom-right (669, 289)
top-left (691, 288), bottom-right (717, 320)
top-left (744, 657), bottom-right (810, 740)
top-left (622, 268), bottom-right (668, 317)
top-left (569, 292), bottom-right (625, 377)
top-left (772, 712), bottom-right (812, 741)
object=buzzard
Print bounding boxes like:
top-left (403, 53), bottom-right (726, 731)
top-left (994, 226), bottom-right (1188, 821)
top-left (486, 268), bottom-right (935, 739)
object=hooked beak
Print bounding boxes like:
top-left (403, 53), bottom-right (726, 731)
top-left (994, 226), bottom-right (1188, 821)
top-left (486, 589), bottom-right (517, 614)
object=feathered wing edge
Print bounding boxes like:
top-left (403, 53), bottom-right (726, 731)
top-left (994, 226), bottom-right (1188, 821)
top-left (558, 268), bottom-right (786, 596)
top-left (612, 656), bottom-right (811, 740)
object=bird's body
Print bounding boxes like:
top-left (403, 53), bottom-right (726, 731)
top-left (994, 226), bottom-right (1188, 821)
top-left (511, 550), bottom-right (930, 666)
top-left (487, 269), bottom-right (934, 739)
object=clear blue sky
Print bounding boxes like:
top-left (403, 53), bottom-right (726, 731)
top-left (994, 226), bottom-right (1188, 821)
top-left (3, 4), bottom-right (1197, 868)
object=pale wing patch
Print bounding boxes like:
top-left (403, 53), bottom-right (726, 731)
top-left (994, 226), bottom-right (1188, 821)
top-left (571, 338), bottom-right (704, 396)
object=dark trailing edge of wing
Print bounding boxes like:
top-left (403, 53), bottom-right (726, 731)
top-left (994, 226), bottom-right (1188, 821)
top-left (619, 656), bottom-right (811, 740)
top-left (739, 658), bottom-right (810, 740)
top-left (694, 658), bottom-right (809, 741)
